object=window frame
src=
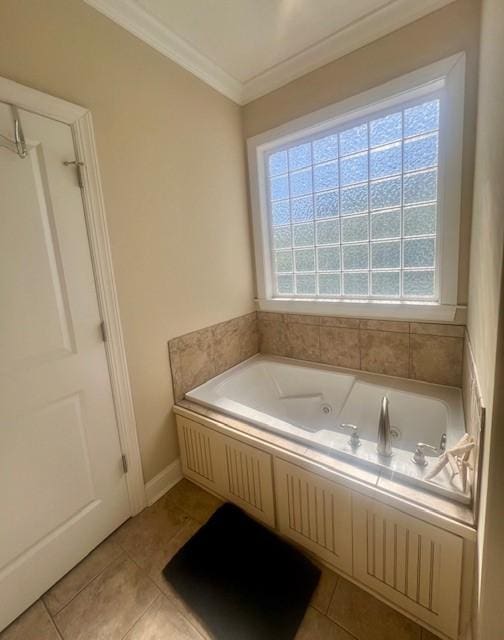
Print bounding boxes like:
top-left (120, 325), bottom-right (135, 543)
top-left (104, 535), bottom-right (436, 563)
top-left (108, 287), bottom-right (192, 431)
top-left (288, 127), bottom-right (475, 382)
top-left (247, 53), bottom-right (465, 321)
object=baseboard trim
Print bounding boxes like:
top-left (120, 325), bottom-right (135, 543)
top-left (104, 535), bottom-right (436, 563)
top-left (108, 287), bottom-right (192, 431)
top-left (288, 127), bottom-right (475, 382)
top-left (144, 458), bottom-right (182, 506)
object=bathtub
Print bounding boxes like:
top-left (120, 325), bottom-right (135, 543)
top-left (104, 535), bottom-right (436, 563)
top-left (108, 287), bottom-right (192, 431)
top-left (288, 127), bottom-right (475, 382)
top-left (185, 354), bottom-right (469, 503)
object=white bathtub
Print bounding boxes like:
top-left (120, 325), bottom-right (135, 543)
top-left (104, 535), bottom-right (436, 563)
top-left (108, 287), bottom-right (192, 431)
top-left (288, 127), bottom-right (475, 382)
top-left (186, 355), bottom-right (468, 503)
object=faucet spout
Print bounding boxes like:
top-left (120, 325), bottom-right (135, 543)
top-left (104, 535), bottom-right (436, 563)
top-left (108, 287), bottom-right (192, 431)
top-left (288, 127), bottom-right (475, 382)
top-left (377, 395), bottom-right (392, 457)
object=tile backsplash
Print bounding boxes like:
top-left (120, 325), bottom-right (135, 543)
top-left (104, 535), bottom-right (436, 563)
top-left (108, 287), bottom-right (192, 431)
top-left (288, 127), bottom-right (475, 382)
top-left (168, 310), bottom-right (467, 405)
top-left (168, 312), bottom-right (258, 401)
top-left (258, 311), bottom-right (465, 387)
top-left (462, 333), bottom-right (485, 516)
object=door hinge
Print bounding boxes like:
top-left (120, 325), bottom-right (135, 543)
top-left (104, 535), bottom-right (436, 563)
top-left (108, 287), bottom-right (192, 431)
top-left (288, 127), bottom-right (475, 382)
top-left (63, 160), bottom-right (85, 189)
top-left (99, 320), bottom-right (107, 342)
top-left (122, 454), bottom-right (128, 474)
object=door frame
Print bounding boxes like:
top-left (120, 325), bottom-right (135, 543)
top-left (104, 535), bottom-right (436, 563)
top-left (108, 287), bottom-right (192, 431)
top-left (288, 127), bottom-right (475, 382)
top-left (0, 75), bottom-right (146, 514)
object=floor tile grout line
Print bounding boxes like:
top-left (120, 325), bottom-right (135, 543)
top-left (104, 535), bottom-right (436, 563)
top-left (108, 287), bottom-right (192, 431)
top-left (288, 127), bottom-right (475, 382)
top-left (174, 504), bottom-right (208, 524)
top-left (115, 553), bottom-right (184, 638)
top-left (139, 558), bottom-right (209, 640)
top-left (325, 581), bottom-right (364, 640)
top-left (134, 584), bottom-right (172, 637)
top-left (52, 541), bottom-right (163, 639)
top-left (322, 611), bottom-right (360, 640)
top-left (325, 575), bottom-right (339, 615)
top-left (40, 598), bottom-right (64, 640)
top-left (156, 579), bottom-right (211, 640)
top-left (121, 546), bottom-right (166, 587)
top-left (311, 571), bottom-right (340, 616)
top-left (325, 608), bottom-right (361, 640)
top-left (113, 498), bottom-right (193, 558)
top-left (118, 592), bottom-right (164, 640)
top-left (116, 521), bottom-right (191, 575)
top-left (336, 620), bottom-right (360, 640)
top-left (50, 551), bottom-right (128, 623)
top-left (156, 593), bottom-right (207, 640)
top-left (102, 497), bottom-right (213, 639)
top-left (43, 543), bottom-right (124, 618)
top-left (162, 488), bottom-right (222, 524)
top-left (305, 604), bottom-right (360, 640)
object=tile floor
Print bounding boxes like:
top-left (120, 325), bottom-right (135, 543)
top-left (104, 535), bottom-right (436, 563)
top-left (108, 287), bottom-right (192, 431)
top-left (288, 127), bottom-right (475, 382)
top-left (0, 479), bottom-right (440, 640)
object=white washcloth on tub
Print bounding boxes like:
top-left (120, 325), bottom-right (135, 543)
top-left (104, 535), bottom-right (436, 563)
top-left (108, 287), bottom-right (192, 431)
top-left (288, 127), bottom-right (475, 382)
top-left (425, 433), bottom-right (476, 492)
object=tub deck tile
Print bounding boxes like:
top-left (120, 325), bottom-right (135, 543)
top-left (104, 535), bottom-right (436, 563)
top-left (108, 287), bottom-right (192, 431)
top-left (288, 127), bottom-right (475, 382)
top-left (376, 474), bottom-right (474, 526)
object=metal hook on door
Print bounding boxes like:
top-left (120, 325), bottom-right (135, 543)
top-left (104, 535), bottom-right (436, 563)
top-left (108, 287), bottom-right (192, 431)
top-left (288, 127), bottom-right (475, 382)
top-left (13, 108), bottom-right (27, 158)
top-left (63, 160), bottom-right (85, 189)
top-left (0, 105), bottom-right (28, 159)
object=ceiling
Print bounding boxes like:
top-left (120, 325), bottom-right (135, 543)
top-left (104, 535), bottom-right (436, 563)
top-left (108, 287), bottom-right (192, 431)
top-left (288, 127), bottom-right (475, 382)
top-left (84, 0), bottom-right (456, 104)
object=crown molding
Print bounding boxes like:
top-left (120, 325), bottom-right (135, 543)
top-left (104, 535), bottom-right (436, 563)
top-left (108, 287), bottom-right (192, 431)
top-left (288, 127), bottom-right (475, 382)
top-left (241, 0), bottom-right (457, 102)
top-left (84, 0), bottom-right (243, 103)
top-left (84, 0), bottom-right (456, 106)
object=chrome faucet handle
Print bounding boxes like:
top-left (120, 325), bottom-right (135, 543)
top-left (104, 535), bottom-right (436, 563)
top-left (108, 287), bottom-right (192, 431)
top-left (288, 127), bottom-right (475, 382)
top-left (339, 423), bottom-right (361, 448)
top-left (412, 442), bottom-right (438, 466)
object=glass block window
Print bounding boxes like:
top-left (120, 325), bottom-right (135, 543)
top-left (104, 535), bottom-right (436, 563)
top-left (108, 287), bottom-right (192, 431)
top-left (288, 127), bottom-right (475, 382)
top-left (266, 98), bottom-right (440, 301)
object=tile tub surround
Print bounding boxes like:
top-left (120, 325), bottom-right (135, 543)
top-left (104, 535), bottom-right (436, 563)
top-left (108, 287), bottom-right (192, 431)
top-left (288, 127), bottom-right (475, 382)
top-left (168, 312), bottom-right (259, 401)
top-left (462, 333), bottom-right (485, 444)
top-left (168, 311), bottom-right (465, 402)
top-left (258, 312), bottom-right (465, 387)
top-left (462, 333), bottom-right (486, 517)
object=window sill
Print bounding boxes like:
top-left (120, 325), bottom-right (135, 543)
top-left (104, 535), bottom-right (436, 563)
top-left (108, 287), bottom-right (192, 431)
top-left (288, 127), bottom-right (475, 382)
top-left (256, 298), bottom-right (463, 322)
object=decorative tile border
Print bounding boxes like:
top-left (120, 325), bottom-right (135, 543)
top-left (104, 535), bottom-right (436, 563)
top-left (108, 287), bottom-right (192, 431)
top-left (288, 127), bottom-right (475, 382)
top-left (168, 312), bottom-right (258, 401)
top-left (258, 311), bottom-right (465, 387)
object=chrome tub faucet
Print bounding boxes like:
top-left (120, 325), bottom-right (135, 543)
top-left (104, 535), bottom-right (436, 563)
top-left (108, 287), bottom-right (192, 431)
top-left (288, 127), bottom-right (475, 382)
top-left (377, 395), bottom-right (393, 457)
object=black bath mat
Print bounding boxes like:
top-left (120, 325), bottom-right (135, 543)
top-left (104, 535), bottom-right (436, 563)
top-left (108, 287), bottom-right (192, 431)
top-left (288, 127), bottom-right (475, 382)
top-left (163, 502), bottom-right (320, 640)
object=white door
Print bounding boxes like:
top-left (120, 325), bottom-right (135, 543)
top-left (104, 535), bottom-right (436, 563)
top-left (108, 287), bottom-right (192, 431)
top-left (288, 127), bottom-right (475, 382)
top-left (0, 103), bottom-right (131, 630)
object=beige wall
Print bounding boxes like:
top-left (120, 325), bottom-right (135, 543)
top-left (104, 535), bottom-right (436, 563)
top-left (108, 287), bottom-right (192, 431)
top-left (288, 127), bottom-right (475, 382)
top-left (0, 0), bottom-right (255, 482)
top-left (243, 0), bottom-right (480, 306)
top-left (0, 0), bottom-right (485, 488)
top-left (467, 0), bottom-right (504, 637)
top-left (3, 3), bottom-right (502, 634)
